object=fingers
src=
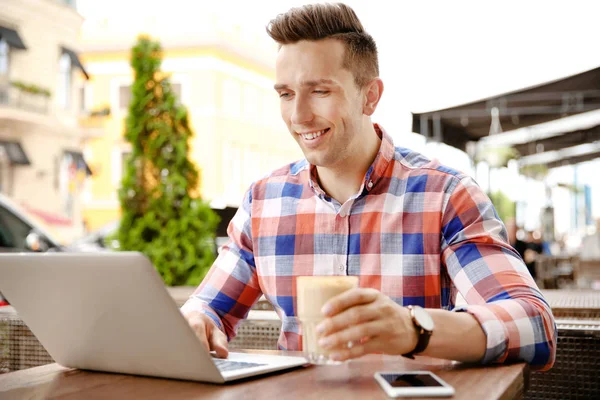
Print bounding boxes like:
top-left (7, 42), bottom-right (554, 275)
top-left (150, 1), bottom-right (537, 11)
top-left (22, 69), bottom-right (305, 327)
top-left (328, 338), bottom-right (382, 362)
top-left (322, 288), bottom-right (379, 317)
top-left (185, 312), bottom-right (228, 358)
top-left (185, 312), bottom-right (211, 352)
top-left (318, 319), bottom-right (386, 351)
top-left (316, 303), bottom-right (379, 336)
top-left (210, 327), bottom-right (229, 359)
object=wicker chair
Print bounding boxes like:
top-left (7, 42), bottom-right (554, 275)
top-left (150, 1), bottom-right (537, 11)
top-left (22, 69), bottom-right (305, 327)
top-left (526, 320), bottom-right (600, 400)
top-left (230, 317), bottom-right (282, 350)
top-left (542, 289), bottom-right (600, 320)
top-left (0, 311), bottom-right (52, 373)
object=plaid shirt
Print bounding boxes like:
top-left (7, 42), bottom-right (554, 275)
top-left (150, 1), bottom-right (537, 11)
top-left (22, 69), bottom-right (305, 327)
top-left (182, 124), bottom-right (557, 370)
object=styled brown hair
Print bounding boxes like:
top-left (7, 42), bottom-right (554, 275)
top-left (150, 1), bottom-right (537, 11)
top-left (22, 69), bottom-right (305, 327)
top-left (267, 3), bottom-right (379, 88)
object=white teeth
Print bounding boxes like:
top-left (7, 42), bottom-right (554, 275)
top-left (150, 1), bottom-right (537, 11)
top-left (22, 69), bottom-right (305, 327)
top-left (300, 129), bottom-right (327, 140)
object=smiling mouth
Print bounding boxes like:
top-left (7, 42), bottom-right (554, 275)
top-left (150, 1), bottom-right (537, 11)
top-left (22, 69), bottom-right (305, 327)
top-left (297, 128), bottom-right (330, 141)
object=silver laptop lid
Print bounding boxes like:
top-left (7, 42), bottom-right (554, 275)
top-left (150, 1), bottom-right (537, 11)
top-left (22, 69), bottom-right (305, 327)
top-left (0, 252), bottom-right (225, 382)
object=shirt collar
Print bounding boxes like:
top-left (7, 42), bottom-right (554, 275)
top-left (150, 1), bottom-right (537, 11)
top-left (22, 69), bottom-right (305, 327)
top-left (364, 123), bottom-right (394, 192)
top-left (308, 123), bottom-right (395, 198)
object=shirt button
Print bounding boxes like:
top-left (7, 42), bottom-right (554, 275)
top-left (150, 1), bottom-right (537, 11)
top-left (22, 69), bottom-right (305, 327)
top-left (367, 181), bottom-right (373, 189)
top-left (339, 265), bottom-right (345, 272)
top-left (339, 210), bottom-right (346, 218)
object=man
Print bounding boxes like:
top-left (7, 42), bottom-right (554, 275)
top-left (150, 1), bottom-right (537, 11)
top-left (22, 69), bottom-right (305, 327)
top-left (523, 231), bottom-right (544, 280)
top-left (513, 230), bottom-right (541, 280)
top-left (182, 3), bottom-right (556, 370)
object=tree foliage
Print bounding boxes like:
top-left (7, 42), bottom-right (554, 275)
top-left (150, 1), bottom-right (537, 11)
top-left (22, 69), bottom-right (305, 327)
top-left (117, 36), bottom-right (219, 286)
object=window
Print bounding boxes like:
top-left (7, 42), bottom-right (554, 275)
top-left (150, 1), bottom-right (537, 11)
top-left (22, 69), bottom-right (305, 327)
top-left (0, 140), bottom-right (30, 165)
top-left (0, 39), bottom-right (9, 103)
top-left (119, 84), bottom-right (131, 110)
top-left (0, 39), bottom-right (8, 76)
top-left (79, 85), bottom-right (86, 113)
top-left (58, 53), bottom-right (71, 109)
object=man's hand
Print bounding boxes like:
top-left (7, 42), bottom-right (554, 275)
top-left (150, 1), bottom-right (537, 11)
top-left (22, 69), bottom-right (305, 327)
top-left (183, 311), bottom-right (229, 358)
top-left (315, 288), bottom-right (418, 362)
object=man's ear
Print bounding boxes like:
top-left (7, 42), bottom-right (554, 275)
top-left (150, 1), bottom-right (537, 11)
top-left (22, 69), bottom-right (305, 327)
top-left (363, 78), bottom-right (384, 116)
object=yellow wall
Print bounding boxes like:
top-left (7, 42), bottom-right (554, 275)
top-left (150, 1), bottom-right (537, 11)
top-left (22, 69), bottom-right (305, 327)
top-left (83, 208), bottom-right (121, 232)
top-left (81, 47), bottom-right (302, 231)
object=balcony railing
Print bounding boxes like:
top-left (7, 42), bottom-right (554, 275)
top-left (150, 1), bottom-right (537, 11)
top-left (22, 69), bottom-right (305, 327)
top-left (78, 107), bottom-right (110, 138)
top-left (0, 83), bottom-right (51, 115)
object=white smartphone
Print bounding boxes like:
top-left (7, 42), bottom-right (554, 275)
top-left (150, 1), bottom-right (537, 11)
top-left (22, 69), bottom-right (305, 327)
top-left (374, 371), bottom-right (455, 398)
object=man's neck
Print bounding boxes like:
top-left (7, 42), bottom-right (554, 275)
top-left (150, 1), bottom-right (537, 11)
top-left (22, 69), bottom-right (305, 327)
top-left (316, 124), bottom-right (381, 204)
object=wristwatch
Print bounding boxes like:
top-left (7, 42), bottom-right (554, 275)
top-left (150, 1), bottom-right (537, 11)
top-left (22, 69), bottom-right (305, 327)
top-left (402, 305), bottom-right (434, 359)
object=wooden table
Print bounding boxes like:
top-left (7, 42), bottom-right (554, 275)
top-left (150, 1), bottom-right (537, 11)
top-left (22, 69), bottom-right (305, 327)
top-left (0, 350), bottom-right (528, 400)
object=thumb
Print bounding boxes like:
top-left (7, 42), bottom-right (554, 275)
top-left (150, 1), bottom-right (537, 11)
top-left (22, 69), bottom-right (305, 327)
top-left (210, 328), bottom-right (229, 359)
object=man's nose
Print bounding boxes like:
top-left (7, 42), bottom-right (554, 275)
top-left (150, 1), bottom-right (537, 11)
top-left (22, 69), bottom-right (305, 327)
top-left (291, 97), bottom-right (314, 125)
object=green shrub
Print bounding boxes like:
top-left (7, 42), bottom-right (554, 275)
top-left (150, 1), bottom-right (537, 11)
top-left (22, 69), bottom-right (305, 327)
top-left (117, 36), bottom-right (219, 286)
top-left (489, 191), bottom-right (516, 224)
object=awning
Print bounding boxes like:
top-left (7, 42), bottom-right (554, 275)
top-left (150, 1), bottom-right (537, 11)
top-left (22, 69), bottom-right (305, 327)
top-left (64, 150), bottom-right (92, 176)
top-left (513, 123), bottom-right (600, 157)
top-left (0, 140), bottom-right (31, 165)
top-left (519, 141), bottom-right (600, 169)
top-left (0, 26), bottom-right (27, 50)
top-left (61, 47), bottom-right (89, 80)
top-left (412, 66), bottom-right (600, 152)
top-left (545, 151), bottom-right (600, 168)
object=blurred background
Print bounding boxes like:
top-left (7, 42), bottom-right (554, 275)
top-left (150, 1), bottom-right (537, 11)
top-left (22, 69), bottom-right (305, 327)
top-left (1, 0), bottom-right (600, 289)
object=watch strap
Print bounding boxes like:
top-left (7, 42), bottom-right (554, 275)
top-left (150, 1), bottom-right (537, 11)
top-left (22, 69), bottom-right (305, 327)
top-left (402, 305), bottom-right (433, 359)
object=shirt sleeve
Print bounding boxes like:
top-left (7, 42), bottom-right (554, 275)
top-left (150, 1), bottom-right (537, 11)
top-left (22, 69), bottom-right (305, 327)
top-left (440, 175), bottom-right (557, 371)
top-left (180, 186), bottom-right (262, 340)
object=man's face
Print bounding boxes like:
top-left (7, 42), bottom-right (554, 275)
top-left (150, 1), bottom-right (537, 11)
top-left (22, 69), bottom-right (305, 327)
top-left (275, 39), bottom-right (366, 169)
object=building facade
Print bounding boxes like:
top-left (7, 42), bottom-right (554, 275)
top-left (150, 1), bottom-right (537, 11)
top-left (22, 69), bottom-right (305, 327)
top-left (0, 0), bottom-right (90, 243)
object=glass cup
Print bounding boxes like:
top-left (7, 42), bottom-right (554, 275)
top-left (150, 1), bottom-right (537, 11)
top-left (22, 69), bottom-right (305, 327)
top-left (296, 275), bottom-right (359, 365)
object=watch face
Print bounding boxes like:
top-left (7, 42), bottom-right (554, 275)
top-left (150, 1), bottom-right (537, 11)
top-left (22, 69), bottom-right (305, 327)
top-left (413, 306), bottom-right (434, 331)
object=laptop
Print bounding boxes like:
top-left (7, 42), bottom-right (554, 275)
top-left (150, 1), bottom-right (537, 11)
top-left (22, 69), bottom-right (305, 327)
top-left (0, 252), bottom-right (307, 383)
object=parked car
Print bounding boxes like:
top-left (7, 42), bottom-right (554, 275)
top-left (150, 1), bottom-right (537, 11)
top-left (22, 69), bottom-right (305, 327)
top-left (0, 193), bottom-right (64, 254)
top-left (0, 193), bottom-right (67, 305)
top-left (68, 220), bottom-right (120, 252)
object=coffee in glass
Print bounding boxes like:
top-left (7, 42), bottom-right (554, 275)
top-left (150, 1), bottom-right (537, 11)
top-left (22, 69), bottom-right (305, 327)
top-left (296, 275), bottom-right (359, 365)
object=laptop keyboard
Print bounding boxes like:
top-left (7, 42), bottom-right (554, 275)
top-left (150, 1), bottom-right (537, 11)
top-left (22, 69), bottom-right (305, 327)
top-left (213, 358), bottom-right (267, 372)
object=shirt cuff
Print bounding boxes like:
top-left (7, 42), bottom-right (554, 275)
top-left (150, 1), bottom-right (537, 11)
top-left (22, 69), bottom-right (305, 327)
top-left (180, 296), bottom-right (225, 333)
top-left (453, 304), bottom-right (508, 364)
